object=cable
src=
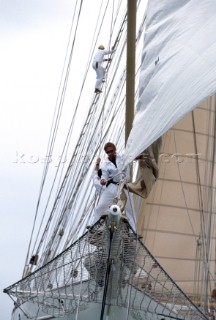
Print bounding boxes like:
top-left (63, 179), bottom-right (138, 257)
top-left (27, 0), bottom-right (146, 269)
top-left (100, 228), bottom-right (114, 320)
top-left (24, 0), bottom-right (83, 268)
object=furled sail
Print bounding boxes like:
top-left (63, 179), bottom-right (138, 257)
top-left (127, 137), bottom-right (162, 198)
top-left (124, 0), bottom-right (216, 166)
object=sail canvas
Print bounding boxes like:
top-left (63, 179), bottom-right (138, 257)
top-left (125, 0), bottom-right (216, 166)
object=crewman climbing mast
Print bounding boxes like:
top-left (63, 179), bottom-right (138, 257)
top-left (92, 44), bottom-right (115, 94)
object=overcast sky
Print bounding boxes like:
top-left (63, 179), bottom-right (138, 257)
top-left (0, 1), bottom-right (78, 318)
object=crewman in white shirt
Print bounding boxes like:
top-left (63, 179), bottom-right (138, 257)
top-left (90, 142), bottom-right (136, 230)
top-left (92, 45), bottom-right (115, 93)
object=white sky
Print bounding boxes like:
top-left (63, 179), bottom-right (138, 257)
top-left (0, 1), bottom-right (79, 318)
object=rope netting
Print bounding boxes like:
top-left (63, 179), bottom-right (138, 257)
top-left (5, 219), bottom-right (207, 320)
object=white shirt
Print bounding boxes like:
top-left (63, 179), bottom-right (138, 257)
top-left (101, 154), bottom-right (130, 183)
top-left (92, 170), bottom-right (104, 194)
top-left (93, 49), bottom-right (113, 64)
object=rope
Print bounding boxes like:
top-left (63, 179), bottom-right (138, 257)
top-left (26, 0), bottom-right (148, 270)
top-left (24, 0), bottom-right (83, 268)
top-left (5, 218), bottom-right (209, 320)
top-left (29, 0), bottom-right (112, 260)
top-left (97, 0), bottom-right (116, 154)
top-left (100, 228), bottom-right (114, 320)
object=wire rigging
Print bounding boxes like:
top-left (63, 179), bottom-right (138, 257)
top-left (26, 0), bottom-right (146, 272)
top-left (29, 0), bottom-right (110, 259)
top-left (24, 0), bottom-right (83, 268)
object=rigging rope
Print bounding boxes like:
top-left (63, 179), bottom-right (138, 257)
top-left (29, 0), bottom-right (111, 261)
top-left (26, 0), bottom-right (146, 271)
top-left (24, 0), bottom-right (83, 269)
top-left (97, 0), bottom-right (116, 157)
top-left (100, 229), bottom-right (114, 320)
top-left (36, 7), bottom-right (145, 266)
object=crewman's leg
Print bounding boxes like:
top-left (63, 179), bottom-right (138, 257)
top-left (95, 66), bottom-right (105, 89)
top-left (91, 184), bottom-right (117, 225)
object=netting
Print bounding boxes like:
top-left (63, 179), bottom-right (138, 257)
top-left (5, 218), bottom-right (208, 320)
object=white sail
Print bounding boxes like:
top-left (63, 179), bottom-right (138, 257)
top-left (124, 0), bottom-right (216, 166)
top-left (137, 95), bottom-right (216, 305)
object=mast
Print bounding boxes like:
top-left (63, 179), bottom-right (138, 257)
top-left (125, 0), bottom-right (136, 144)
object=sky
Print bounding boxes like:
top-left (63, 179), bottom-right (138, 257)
top-left (0, 1), bottom-right (79, 318)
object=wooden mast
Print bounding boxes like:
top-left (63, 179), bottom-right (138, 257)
top-left (125, 0), bottom-right (136, 144)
